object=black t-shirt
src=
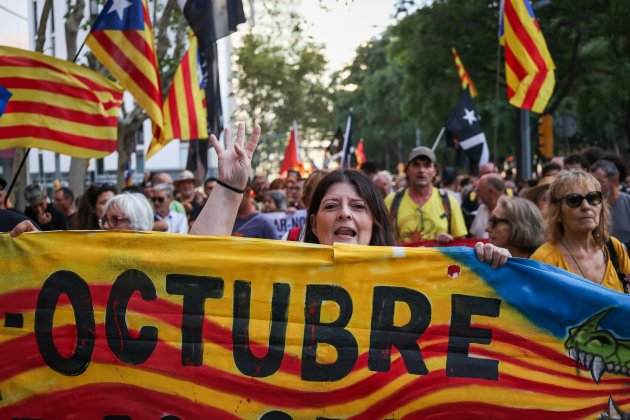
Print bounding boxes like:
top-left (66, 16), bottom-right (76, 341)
top-left (0, 209), bottom-right (31, 232)
top-left (24, 203), bottom-right (68, 231)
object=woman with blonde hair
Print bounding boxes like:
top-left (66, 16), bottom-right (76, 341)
top-left (531, 170), bottom-right (630, 292)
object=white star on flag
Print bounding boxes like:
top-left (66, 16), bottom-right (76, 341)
top-left (108, 0), bottom-right (132, 21)
top-left (462, 108), bottom-right (477, 125)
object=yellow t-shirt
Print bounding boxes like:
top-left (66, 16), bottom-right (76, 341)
top-left (530, 238), bottom-right (629, 292)
top-left (385, 187), bottom-right (468, 243)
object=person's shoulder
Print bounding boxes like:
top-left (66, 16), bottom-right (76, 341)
top-left (618, 192), bottom-right (630, 205)
top-left (384, 191), bottom-right (397, 207)
top-left (0, 209), bottom-right (29, 232)
top-left (440, 188), bottom-right (463, 208)
top-left (530, 242), bottom-right (559, 262)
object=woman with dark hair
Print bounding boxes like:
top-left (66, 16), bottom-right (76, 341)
top-left (190, 124), bottom-right (509, 267)
top-left (76, 183), bottom-right (117, 230)
top-left (303, 169), bottom-right (394, 246)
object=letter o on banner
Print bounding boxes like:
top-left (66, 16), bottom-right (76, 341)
top-left (34, 270), bottom-right (95, 376)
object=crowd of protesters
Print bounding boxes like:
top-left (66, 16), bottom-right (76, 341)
top-left (1, 134), bottom-right (629, 292)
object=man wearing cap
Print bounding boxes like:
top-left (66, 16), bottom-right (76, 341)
top-left (174, 170), bottom-right (205, 218)
top-left (23, 183), bottom-right (68, 231)
top-left (385, 146), bottom-right (467, 244)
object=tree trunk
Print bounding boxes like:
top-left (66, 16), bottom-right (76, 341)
top-left (65, 0), bottom-right (87, 197)
top-left (10, 0), bottom-right (53, 210)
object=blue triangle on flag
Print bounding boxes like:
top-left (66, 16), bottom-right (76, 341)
top-left (91, 0), bottom-right (145, 32)
top-left (0, 85), bottom-right (12, 116)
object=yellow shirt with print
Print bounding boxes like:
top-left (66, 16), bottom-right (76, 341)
top-left (531, 237), bottom-right (629, 293)
top-left (385, 187), bottom-right (468, 243)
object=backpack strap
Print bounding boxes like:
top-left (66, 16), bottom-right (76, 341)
top-left (389, 188), bottom-right (406, 242)
top-left (438, 188), bottom-right (452, 235)
top-left (606, 238), bottom-right (630, 294)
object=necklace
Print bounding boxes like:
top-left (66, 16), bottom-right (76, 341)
top-left (561, 241), bottom-right (587, 278)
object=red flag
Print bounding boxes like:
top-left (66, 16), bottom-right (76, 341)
top-left (355, 138), bottom-right (366, 168)
top-left (280, 125), bottom-right (301, 175)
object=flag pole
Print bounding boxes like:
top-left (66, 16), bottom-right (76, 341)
top-left (431, 127), bottom-right (445, 152)
top-left (3, 148), bottom-right (31, 207)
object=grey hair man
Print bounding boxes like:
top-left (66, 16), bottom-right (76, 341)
top-left (152, 183), bottom-right (188, 234)
top-left (591, 159), bottom-right (630, 246)
top-left (470, 174), bottom-right (506, 239)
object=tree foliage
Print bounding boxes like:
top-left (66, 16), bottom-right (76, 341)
top-left (334, 0), bottom-right (630, 171)
top-left (233, 9), bottom-right (332, 172)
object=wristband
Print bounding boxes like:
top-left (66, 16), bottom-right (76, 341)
top-left (217, 179), bottom-right (245, 194)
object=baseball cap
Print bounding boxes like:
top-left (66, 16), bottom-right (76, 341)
top-left (407, 146), bottom-right (436, 164)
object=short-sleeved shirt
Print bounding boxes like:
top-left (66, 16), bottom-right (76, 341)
top-left (385, 187), bottom-right (468, 243)
top-left (611, 192), bottom-right (630, 246)
top-left (530, 237), bottom-right (629, 292)
top-left (233, 212), bottom-right (278, 240)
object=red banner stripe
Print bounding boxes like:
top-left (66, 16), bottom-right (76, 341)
top-left (0, 383), bottom-right (239, 419)
top-left (167, 80), bottom-right (182, 138)
top-left (124, 31), bottom-right (160, 86)
top-left (0, 125), bottom-right (116, 151)
top-left (0, 286), bottom-right (583, 379)
top-left (6, 100), bottom-right (118, 127)
top-left (400, 398), bottom-right (630, 420)
top-left (0, 321), bottom-right (624, 412)
top-left (90, 32), bottom-right (161, 105)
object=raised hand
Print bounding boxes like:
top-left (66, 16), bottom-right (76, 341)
top-left (210, 123), bottom-right (261, 192)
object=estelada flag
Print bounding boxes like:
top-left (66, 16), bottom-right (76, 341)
top-left (146, 34), bottom-right (207, 160)
top-left (500, 0), bottom-right (556, 113)
top-left (0, 46), bottom-right (123, 158)
top-left (279, 124), bottom-right (302, 175)
top-left (0, 84), bottom-right (11, 116)
top-left (86, 0), bottom-right (163, 128)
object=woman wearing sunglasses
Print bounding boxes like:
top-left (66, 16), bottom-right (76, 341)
top-left (531, 170), bottom-right (630, 291)
top-left (486, 196), bottom-right (544, 258)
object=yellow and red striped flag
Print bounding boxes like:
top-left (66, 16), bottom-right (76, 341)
top-left (146, 34), bottom-right (207, 159)
top-left (451, 48), bottom-right (478, 97)
top-left (500, 0), bottom-right (555, 113)
top-left (0, 46), bottom-right (123, 158)
top-left (86, 0), bottom-right (163, 128)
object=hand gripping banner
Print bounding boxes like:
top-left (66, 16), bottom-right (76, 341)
top-left (0, 232), bottom-right (629, 418)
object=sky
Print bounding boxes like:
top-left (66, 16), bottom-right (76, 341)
top-left (0, 1), bottom-right (29, 49)
top-left (298, 0), bottom-right (397, 73)
top-left (0, 0), bottom-right (396, 71)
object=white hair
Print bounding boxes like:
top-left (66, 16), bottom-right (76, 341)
top-left (153, 182), bottom-right (174, 197)
top-left (103, 193), bottom-right (154, 231)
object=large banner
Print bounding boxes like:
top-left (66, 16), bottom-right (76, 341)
top-left (1, 232), bottom-right (629, 418)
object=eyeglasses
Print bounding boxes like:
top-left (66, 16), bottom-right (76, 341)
top-left (557, 191), bottom-right (603, 208)
top-left (151, 196), bottom-right (166, 203)
top-left (99, 215), bottom-right (129, 228)
top-left (488, 215), bottom-right (511, 228)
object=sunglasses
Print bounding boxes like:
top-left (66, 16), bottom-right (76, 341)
top-left (488, 215), bottom-right (511, 228)
top-left (557, 191), bottom-right (603, 208)
top-left (151, 196), bottom-right (166, 203)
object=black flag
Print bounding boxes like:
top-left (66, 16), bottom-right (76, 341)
top-left (178, 0), bottom-right (246, 49)
top-left (445, 91), bottom-right (489, 173)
